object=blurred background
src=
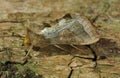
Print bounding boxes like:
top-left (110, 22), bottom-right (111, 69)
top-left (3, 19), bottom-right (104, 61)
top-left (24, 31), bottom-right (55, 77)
top-left (0, 0), bottom-right (120, 78)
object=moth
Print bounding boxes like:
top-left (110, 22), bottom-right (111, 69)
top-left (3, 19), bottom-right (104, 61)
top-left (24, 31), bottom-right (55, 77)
top-left (24, 13), bottom-right (100, 63)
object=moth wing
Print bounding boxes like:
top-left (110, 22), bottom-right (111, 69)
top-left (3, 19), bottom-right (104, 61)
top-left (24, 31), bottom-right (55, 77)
top-left (48, 20), bottom-right (99, 45)
top-left (41, 15), bottom-right (100, 45)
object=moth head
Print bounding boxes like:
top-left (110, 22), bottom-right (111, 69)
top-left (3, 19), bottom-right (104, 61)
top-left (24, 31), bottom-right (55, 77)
top-left (24, 35), bottom-right (31, 46)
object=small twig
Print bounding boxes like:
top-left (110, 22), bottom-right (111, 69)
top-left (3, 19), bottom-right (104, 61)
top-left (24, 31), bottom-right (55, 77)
top-left (0, 20), bottom-right (24, 23)
top-left (71, 55), bottom-right (93, 61)
top-left (4, 60), bottom-right (28, 66)
top-left (0, 35), bottom-right (24, 38)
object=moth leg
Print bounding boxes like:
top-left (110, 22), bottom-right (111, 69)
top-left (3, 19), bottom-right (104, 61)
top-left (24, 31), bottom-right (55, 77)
top-left (22, 44), bottom-right (33, 61)
top-left (54, 45), bottom-right (69, 52)
top-left (86, 45), bottom-right (98, 68)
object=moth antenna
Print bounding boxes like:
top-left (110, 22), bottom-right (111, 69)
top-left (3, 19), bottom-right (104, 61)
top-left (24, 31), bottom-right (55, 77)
top-left (23, 19), bottom-right (30, 37)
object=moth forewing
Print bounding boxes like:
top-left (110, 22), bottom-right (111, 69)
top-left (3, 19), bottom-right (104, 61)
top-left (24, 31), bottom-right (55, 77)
top-left (41, 14), bottom-right (100, 46)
